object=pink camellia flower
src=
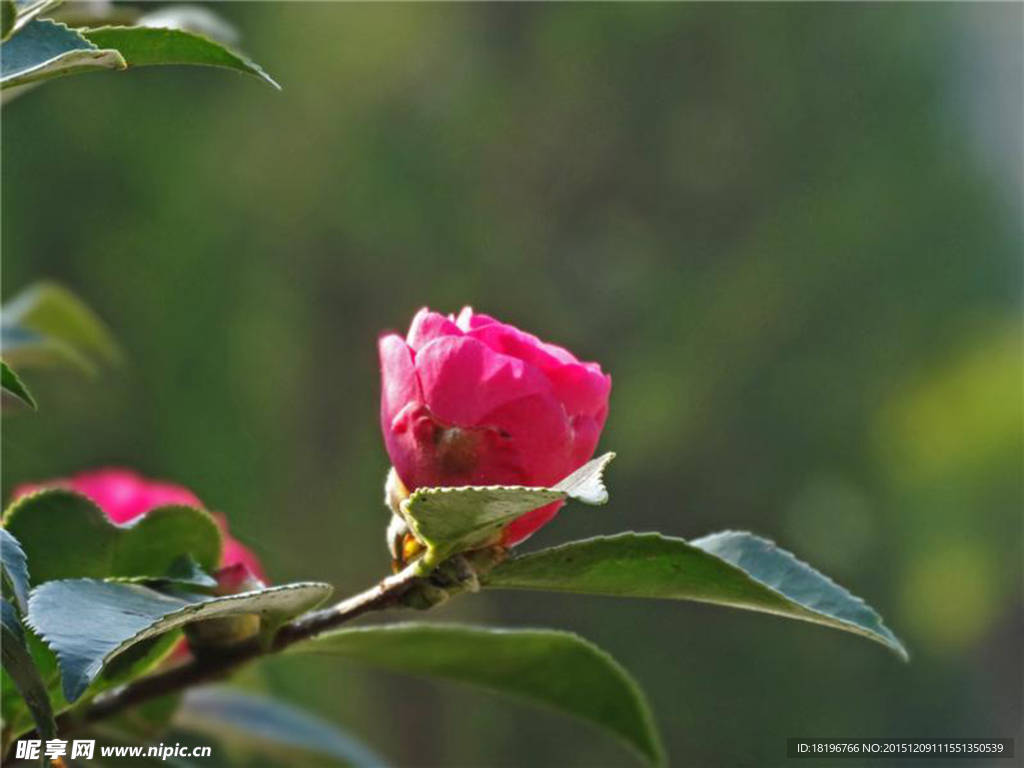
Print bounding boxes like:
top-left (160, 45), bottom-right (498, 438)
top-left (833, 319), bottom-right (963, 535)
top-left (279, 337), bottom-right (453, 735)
top-left (13, 469), bottom-right (265, 581)
top-left (379, 307), bottom-right (611, 544)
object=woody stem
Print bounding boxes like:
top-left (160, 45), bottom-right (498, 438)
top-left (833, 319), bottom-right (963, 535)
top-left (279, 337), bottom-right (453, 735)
top-left (12, 567), bottom-right (425, 755)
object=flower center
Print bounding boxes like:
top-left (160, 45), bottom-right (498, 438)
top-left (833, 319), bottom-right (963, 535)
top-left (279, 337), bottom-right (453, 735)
top-left (435, 426), bottom-right (482, 476)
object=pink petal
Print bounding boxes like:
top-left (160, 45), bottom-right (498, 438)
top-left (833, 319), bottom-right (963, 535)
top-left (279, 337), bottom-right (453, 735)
top-left (454, 306), bottom-right (498, 331)
top-left (379, 334), bottom-right (423, 419)
top-left (503, 500), bottom-right (563, 546)
top-left (221, 538), bottom-right (267, 584)
top-left (13, 469), bottom-right (203, 525)
top-left (467, 323), bottom-right (611, 417)
top-left (405, 308), bottom-right (462, 351)
top-left (479, 393), bottom-right (574, 487)
top-left (414, 335), bottom-right (552, 427)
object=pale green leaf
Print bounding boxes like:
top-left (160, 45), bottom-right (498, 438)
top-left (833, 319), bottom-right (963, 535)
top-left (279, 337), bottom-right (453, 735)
top-left (1, 281), bottom-right (121, 375)
top-left (401, 452), bottom-right (615, 569)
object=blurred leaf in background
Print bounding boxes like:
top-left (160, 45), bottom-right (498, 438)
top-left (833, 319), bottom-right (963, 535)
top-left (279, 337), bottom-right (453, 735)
top-left (2, 3), bottom-right (1020, 766)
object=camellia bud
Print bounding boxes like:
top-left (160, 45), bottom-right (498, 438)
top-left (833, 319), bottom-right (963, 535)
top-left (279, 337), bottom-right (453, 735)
top-left (12, 469), bottom-right (266, 580)
top-left (378, 307), bottom-right (611, 545)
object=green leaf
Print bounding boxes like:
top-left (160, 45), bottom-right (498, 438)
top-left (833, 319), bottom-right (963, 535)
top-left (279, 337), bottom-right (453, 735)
top-left (28, 579), bottom-right (332, 701)
top-left (1, 282), bottom-right (121, 375)
top-left (2, 628), bottom-right (181, 748)
top-left (2, 599), bottom-right (56, 750)
top-left (177, 687), bottom-right (389, 767)
top-left (110, 555), bottom-right (218, 589)
top-left (2, 623), bottom-right (59, 745)
top-left (135, 5), bottom-right (239, 45)
top-left (81, 26), bottom-right (279, 89)
top-left (1, 361), bottom-right (37, 410)
top-left (99, 693), bottom-right (183, 742)
top-left (9, 0), bottom-right (64, 37)
top-left (290, 622), bottom-right (663, 766)
top-left (0, 19), bottom-right (124, 89)
top-left (484, 531), bottom-right (908, 660)
top-left (151, 555), bottom-right (218, 588)
top-left (1, 527), bottom-right (31, 612)
top-left (402, 452), bottom-right (615, 569)
top-left (2, 493), bottom-right (224, 725)
top-left (3, 489), bottom-right (222, 584)
top-left (2, 0), bottom-right (16, 41)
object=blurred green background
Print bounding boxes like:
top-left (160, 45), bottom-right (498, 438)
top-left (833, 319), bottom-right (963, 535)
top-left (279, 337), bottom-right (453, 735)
top-left (2, 3), bottom-right (1021, 766)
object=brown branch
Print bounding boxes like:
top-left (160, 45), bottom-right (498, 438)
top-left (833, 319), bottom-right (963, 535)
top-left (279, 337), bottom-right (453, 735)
top-left (18, 566), bottom-right (424, 753)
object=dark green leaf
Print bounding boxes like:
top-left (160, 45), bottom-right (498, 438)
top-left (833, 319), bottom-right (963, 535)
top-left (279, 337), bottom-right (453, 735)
top-left (2, 599), bottom-right (55, 750)
top-left (1, 361), bottom-right (36, 410)
top-left (143, 555), bottom-right (219, 589)
top-left (2, 0), bottom-right (16, 41)
top-left (1, 527), bottom-right (31, 612)
top-left (28, 579), bottom-right (332, 701)
top-left (2, 623), bottom-right (60, 745)
top-left (1, 281), bottom-right (121, 375)
top-left (2, 617), bottom-right (180, 748)
top-left (3, 489), bottom-right (223, 584)
top-left (402, 452), bottom-right (615, 570)
top-left (81, 26), bottom-right (278, 89)
top-left (0, 19), bottom-right (124, 89)
top-left (484, 531), bottom-right (907, 660)
top-left (291, 622), bottom-right (663, 766)
top-left (177, 687), bottom-right (389, 767)
top-left (2, 494), bottom-right (218, 723)
top-left (100, 693), bottom-right (182, 742)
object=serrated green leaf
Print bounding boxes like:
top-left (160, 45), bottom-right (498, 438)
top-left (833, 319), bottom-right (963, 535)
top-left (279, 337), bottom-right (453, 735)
top-left (551, 451), bottom-right (615, 503)
top-left (1, 527), bottom-right (31, 612)
top-left (81, 25), bottom-right (279, 89)
top-left (111, 555), bottom-right (218, 589)
top-left (3, 489), bottom-right (222, 584)
top-left (2, 599), bottom-right (56, 752)
top-left (136, 5), bottom-right (239, 45)
top-left (484, 531), bottom-right (907, 660)
top-left (9, 0), bottom-right (64, 36)
top-left (2, 493), bottom-right (223, 731)
top-left (2, 622), bottom-right (59, 746)
top-left (177, 687), bottom-right (389, 768)
top-left (28, 579), bottom-right (332, 701)
top-left (401, 453), bottom-right (615, 569)
top-left (1, 282), bottom-right (121, 375)
top-left (290, 621), bottom-right (663, 766)
top-left (1, 360), bottom-right (37, 410)
top-left (0, 19), bottom-right (124, 89)
top-left (2, 627), bottom-right (179, 748)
